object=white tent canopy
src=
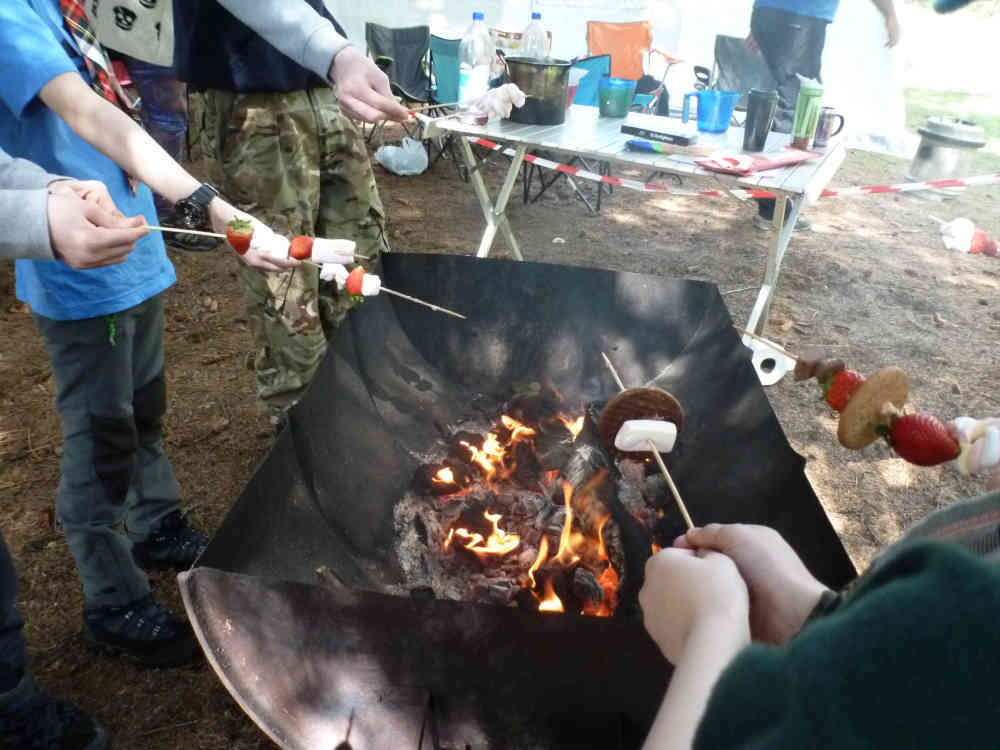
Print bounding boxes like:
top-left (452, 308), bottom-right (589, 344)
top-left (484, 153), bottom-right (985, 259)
top-left (331, 0), bottom-right (909, 156)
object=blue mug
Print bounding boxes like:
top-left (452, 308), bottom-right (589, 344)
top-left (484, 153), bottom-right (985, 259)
top-left (682, 90), bottom-right (739, 133)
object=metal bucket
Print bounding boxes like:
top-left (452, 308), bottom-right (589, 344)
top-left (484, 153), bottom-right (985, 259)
top-left (906, 116), bottom-right (986, 200)
top-left (504, 56), bottom-right (572, 125)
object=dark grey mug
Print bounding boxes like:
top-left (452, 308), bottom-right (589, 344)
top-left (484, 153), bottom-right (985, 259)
top-left (813, 107), bottom-right (845, 149)
top-left (742, 89), bottom-right (778, 152)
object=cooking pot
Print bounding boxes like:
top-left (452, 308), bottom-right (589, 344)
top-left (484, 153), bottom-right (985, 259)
top-left (504, 56), bottom-right (572, 126)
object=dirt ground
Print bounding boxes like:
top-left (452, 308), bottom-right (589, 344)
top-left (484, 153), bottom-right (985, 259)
top-left (1, 131), bottom-right (998, 747)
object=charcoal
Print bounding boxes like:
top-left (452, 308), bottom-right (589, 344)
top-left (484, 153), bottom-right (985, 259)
top-left (517, 494), bottom-right (545, 517)
top-left (514, 586), bottom-right (539, 612)
top-left (571, 567), bottom-right (604, 606)
top-left (504, 389), bottom-right (562, 425)
top-left (409, 586), bottom-right (435, 600)
top-left (509, 439), bottom-right (543, 489)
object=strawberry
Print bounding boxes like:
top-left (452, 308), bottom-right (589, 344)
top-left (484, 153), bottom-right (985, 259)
top-left (888, 413), bottom-right (960, 466)
top-left (345, 266), bottom-right (365, 295)
top-left (289, 235), bottom-right (313, 260)
top-left (225, 218), bottom-right (253, 255)
top-left (969, 230), bottom-right (989, 255)
top-left (822, 369), bottom-right (865, 411)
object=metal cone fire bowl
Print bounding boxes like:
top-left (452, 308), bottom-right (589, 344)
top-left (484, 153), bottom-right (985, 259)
top-left (179, 254), bottom-right (855, 750)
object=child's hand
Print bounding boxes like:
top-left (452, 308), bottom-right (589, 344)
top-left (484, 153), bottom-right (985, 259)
top-left (639, 548), bottom-right (749, 665)
top-left (675, 524), bottom-right (829, 644)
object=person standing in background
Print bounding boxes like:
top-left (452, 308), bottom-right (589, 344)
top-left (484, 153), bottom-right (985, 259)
top-left (174, 0), bottom-right (410, 430)
top-left (746, 0), bottom-right (901, 229)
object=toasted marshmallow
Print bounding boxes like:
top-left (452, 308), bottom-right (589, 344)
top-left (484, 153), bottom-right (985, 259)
top-left (319, 263), bottom-right (349, 287)
top-left (614, 419), bottom-right (677, 453)
top-left (312, 238), bottom-right (356, 265)
top-left (360, 274), bottom-right (381, 296)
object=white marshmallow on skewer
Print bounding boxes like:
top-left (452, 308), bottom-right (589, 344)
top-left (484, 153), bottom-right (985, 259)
top-left (311, 238), bottom-right (357, 265)
top-left (260, 233), bottom-right (290, 261)
top-left (319, 263), bottom-right (349, 287)
top-left (360, 274), bottom-right (381, 296)
top-left (614, 419), bottom-right (677, 453)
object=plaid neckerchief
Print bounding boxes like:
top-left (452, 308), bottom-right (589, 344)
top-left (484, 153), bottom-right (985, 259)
top-left (58, 0), bottom-right (132, 110)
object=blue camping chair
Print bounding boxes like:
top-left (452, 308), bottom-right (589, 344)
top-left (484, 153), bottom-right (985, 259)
top-left (426, 34), bottom-right (465, 178)
top-left (571, 54), bottom-right (610, 107)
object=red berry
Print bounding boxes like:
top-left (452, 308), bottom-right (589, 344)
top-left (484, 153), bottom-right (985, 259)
top-left (889, 413), bottom-right (960, 467)
top-left (289, 235), bottom-right (313, 260)
top-left (225, 218), bottom-right (253, 255)
top-left (824, 369), bottom-right (865, 412)
top-left (345, 266), bottom-right (365, 295)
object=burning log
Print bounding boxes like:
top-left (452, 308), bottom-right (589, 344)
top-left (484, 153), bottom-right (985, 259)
top-left (571, 567), bottom-right (604, 608)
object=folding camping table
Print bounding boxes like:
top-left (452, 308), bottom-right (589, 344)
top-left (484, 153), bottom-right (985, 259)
top-left (422, 105), bottom-right (846, 346)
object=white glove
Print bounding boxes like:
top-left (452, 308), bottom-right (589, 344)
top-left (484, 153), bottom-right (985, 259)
top-left (320, 263), bottom-right (349, 288)
top-left (360, 273), bottom-right (381, 296)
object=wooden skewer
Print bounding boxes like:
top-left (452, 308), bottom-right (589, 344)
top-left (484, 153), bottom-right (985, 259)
top-left (300, 260), bottom-right (465, 318)
top-left (600, 352), bottom-right (694, 530)
top-left (144, 224), bottom-right (225, 239)
top-left (379, 287), bottom-right (466, 320)
top-left (732, 326), bottom-right (799, 361)
top-left (409, 101), bottom-right (460, 113)
top-left (144, 226), bottom-right (372, 260)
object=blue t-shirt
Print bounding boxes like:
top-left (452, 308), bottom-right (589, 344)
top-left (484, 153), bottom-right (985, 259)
top-left (0, 0), bottom-right (175, 321)
top-left (754, 0), bottom-right (840, 22)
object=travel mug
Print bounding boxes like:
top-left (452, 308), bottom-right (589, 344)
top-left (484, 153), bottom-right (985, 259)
top-left (813, 106), bottom-right (846, 149)
top-left (791, 78), bottom-right (824, 150)
top-left (742, 89), bottom-right (778, 152)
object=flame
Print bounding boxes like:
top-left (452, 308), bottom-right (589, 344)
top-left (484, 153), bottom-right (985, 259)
top-left (501, 415), bottom-right (536, 441)
top-left (594, 565), bottom-right (619, 617)
top-left (554, 482), bottom-right (581, 566)
top-left (528, 536), bottom-right (549, 589)
top-left (559, 415), bottom-right (585, 439)
top-left (433, 467), bottom-right (455, 484)
top-left (444, 510), bottom-right (520, 557)
top-left (651, 543), bottom-right (662, 554)
top-left (537, 579), bottom-right (563, 612)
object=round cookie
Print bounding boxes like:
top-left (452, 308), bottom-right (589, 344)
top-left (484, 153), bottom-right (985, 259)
top-left (598, 387), bottom-right (685, 459)
top-left (837, 367), bottom-right (909, 449)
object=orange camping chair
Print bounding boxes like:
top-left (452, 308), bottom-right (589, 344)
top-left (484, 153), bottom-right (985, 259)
top-left (586, 20), bottom-right (680, 82)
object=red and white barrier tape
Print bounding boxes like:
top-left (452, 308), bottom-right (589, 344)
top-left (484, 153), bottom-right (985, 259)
top-left (469, 136), bottom-right (1000, 200)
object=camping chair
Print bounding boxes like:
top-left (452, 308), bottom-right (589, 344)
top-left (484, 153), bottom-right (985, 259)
top-left (364, 23), bottom-right (431, 142)
top-left (426, 34), bottom-right (466, 179)
top-left (585, 20), bottom-right (681, 93)
top-left (693, 35), bottom-right (777, 124)
top-left (520, 54), bottom-right (614, 214)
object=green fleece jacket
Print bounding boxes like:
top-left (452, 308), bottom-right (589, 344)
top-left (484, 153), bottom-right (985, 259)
top-left (695, 541), bottom-right (1000, 749)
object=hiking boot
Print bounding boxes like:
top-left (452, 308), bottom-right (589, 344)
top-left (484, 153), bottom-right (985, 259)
top-left (0, 674), bottom-right (110, 750)
top-left (131, 510), bottom-right (208, 571)
top-left (84, 594), bottom-right (200, 668)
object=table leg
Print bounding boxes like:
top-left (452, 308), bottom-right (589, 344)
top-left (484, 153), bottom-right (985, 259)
top-left (457, 138), bottom-right (526, 260)
top-left (745, 192), bottom-right (803, 335)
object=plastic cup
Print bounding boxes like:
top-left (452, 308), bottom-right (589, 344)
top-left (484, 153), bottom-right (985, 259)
top-left (598, 77), bottom-right (637, 118)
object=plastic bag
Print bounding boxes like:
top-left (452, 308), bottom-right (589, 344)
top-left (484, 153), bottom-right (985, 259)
top-left (374, 137), bottom-right (428, 176)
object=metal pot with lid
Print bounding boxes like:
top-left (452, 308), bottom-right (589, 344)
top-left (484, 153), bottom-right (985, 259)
top-left (907, 116), bottom-right (986, 199)
top-left (503, 56), bottom-right (573, 126)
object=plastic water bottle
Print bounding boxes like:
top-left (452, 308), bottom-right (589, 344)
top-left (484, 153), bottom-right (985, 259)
top-left (458, 12), bottom-right (494, 105)
top-left (521, 12), bottom-right (549, 60)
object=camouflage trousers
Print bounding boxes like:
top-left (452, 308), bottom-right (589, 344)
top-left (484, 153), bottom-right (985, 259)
top-left (189, 87), bottom-right (387, 414)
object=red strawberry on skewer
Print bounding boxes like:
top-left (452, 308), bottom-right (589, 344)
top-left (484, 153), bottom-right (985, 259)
top-left (822, 369), bottom-right (866, 412)
top-left (289, 235), bottom-right (313, 260)
top-left (225, 218), bottom-right (253, 255)
top-left (885, 413), bottom-right (960, 466)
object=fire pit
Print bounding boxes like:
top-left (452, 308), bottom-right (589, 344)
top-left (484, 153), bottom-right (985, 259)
top-left (180, 254), bottom-right (856, 749)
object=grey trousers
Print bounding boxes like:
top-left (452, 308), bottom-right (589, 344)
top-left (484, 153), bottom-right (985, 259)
top-left (33, 294), bottom-right (181, 608)
top-left (0, 529), bottom-right (26, 691)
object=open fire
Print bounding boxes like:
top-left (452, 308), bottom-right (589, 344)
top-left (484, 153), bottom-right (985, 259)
top-left (395, 385), bottom-right (665, 618)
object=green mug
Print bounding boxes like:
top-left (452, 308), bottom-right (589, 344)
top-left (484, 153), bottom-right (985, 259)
top-left (791, 79), bottom-right (824, 150)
